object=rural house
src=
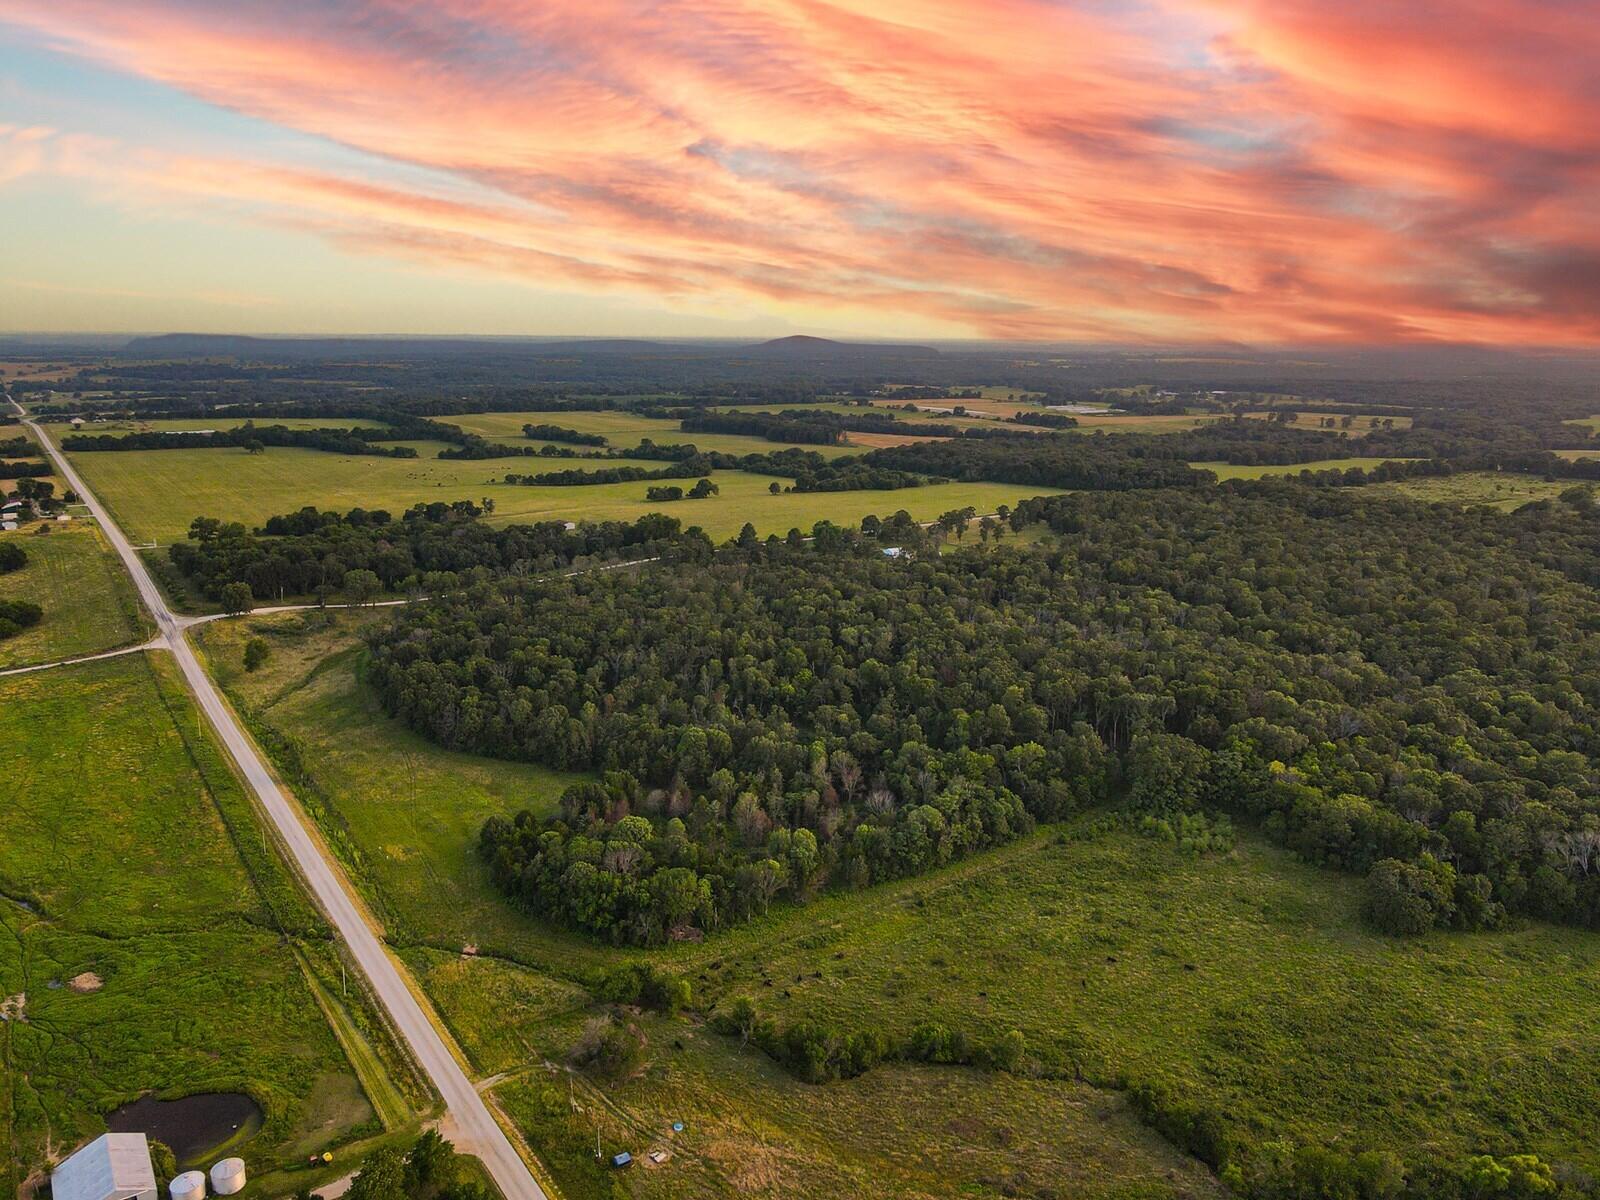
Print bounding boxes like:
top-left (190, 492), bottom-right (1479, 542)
top-left (50, 1133), bottom-right (158, 1200)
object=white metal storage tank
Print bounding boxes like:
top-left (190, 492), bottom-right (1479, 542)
top-left (169, 1170), bottom-right (206, 1200)
top-left (208, 1159), bottom-right (246, 1196)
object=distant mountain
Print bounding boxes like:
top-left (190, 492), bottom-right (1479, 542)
top-left (122, 334), bottom-right (675, 359)
top-left (749, 335), bottom-right (940, 358)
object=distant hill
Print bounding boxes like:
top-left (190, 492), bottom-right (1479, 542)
top-left (748, 335), bottom-right (940, 358)
top-left (122, 333), bottom-right (675, 359)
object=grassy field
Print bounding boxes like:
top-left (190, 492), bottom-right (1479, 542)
top-left (53, 444), bottom-right (1052, 546)
top-left (198, 612), bottom-right (1600, 1188)
top-left (197, 612), bottom-right (586, 952)
top-left (44, 417), bottom-right (394, 436)
top-left (490, 1026), bottom-right (1224, 1200)
top-left (442, 410), bottom-right (866, 458)
top-left (1554, 448), bottom-right (1600, 462)
top-left (1191, 457), bottom-right (1414, 481)
top-left (1561, 416), bottom-right (1600, 434)
top-left (0, 653), bottom-right (418, 1189)
top-left (0, 523), bottom-right (148, 668)
top-left (1370, 471), bottom-right (1572, 510)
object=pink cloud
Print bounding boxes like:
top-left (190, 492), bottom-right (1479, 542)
top-left (1, 0), bottom-right (1596, 342)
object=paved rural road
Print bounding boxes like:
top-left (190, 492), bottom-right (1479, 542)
top-left (8, 396), bottom-right (551, 1200)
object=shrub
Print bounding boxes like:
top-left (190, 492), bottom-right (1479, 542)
top-left (1364, 855), bottom-right (1456, 935)
top-left (243, 637), bottom-right (270, 672)
top-left (0, 542), bottom-right (26, 573)
top-left (0, 598), bottom-right (43, 640)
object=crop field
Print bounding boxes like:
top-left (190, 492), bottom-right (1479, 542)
top-left (0, 523), bottom-right (148, 668)
top-left (0, 653), bottom-right (410, 1189)
top-left (1370, 471), bottom-right (1573, 510)
top-left (53, 443), bottom-right (1053, 546)
top-left (198, 612), bottom-right (1600, 1186)
top-left (1190, 457), bottom-right (1413, 481)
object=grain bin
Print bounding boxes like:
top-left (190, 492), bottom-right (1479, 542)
top-left (209, 1158), bottom-right (246, 1196)
top-left (170, 1170), bottom-right (206, 1200)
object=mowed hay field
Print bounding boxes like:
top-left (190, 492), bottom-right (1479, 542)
top-left (0, 653), bottom-right (407, 1188)
top-left (199, 613), bottom-right (1600, 1187)
top-left (55, 444), bottom-right (1053, 545)
top-left (0, 523), bottom-right (148, 668)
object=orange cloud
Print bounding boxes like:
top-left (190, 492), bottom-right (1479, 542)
top-left (1, 0), bottom-right (1596, 342)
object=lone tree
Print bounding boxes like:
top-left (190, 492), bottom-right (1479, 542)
top-left (243, 637), bottom-right (270, 673)
top-left (220, 581), bottom-right (253, 616)
top-left (0, 542), bottom-right (27, 574)
top-left (343, 568), bottom-right (382, 606)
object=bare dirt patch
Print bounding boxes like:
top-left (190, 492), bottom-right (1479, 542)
top-left (68, 972), bottom-right (103, 993)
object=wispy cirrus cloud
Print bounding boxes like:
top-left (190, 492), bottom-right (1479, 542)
top-left (1, 0), bottom-right (1596, 342)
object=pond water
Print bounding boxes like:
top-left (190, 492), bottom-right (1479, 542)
top-left (105, 1092), bottom-right (263, 1163)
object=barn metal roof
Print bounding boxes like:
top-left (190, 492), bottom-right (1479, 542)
top-left (51, 1133), bottom-right (156, 1200)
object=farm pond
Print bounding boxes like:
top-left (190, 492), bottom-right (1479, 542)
top-left (105, 1091), bottom-right (263, 1164)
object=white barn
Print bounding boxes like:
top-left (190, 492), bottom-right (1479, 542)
top-left (51, 1134), bottom-right (158, 1200)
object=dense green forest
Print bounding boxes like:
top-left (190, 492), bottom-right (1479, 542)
top-left (365, 482), bottom-right (1600, 949)
top-left (169, 504), bottom-right (704, 602)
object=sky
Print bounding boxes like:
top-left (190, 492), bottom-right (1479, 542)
top-left (0, 0), bottom-right (1596, 344)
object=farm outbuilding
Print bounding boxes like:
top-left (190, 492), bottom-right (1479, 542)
top-left (51, 1133), bottom-right (158, 1200)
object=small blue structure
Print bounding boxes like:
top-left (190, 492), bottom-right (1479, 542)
top-left (671, 1122), bottom-right (684, 1133)
top-left (610, 1151), bottom-right (633, 1169)
top-left (882, 546), bottom-right (903, 558)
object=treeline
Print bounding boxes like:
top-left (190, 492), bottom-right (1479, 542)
top-left (371, 483), bottom-right (1600, 947)
top-left (0, 436), bottom-right (34, 457)
top-left (646, 480), bottom-right (718, 501)
top-left (709, 995), bottom-right (1026, 1084)
top-left (504, 445), bottom-right (925, 493)
top-left (522, 422), bottom-right (607, 445)
top-left (504, 460), bottom-right (711, 487)
top-left (1007, 411), bottom-right (1079, 429)
top-left (863, 434), bottom-right (1211, 490)
top-left (61, 422), bottom-right (419, 458)
top-left (169, 503), bottom-right (701, 603)
top-left (679, 409), bottom-right (847, 445)
top-left (0, 461), bottom-right (51, 479)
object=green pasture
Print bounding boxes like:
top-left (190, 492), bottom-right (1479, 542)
top-left (0, 654), bottom-right (411, 1188)
top-left (1190, 457), bottom-right (1414, 481)
top-left (0, 523), bottom-right (149, 668)
top-left (44, 417), bottom-right (394, 437)
top-left (441, 409), bottom-right (865, 458)
top-left (489, 1026), bottom-right (1223, 1200)
top-left (52, 443), bottom-right (1051, 545)
top-left (1370, 471), bottom-right (1572, 511)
